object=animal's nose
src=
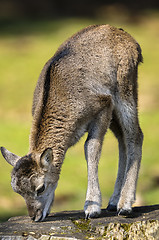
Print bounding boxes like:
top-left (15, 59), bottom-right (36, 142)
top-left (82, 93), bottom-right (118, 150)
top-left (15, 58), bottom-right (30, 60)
top-left (34, 209), bottom-right (43, 222)
top-left (27, 204), bottom-right (43, 221)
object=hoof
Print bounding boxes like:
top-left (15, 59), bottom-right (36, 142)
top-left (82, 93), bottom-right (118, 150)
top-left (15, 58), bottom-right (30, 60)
top-left (106, 204), bottom-right (117, 212)
top-left (84, 200), bottom-right (101, 219)
top-left (85, 211), bottom-right (100, 220)
top-left (118, 208), bottom-right (132, 216)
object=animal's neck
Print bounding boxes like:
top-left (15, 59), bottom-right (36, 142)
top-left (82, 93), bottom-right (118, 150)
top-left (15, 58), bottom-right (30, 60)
top-left (29, 104), bottom-right (75, 169)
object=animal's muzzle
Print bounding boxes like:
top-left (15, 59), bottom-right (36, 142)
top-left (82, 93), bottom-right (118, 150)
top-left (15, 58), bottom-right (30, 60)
top-left (31, 209), bottom-right (43, 222)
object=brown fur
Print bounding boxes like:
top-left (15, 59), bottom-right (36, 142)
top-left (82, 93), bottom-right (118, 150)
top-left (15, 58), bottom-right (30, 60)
top-left (30, 24), bottom-right (142, 163)
top-left (1, 24), bottom-right (143, 221)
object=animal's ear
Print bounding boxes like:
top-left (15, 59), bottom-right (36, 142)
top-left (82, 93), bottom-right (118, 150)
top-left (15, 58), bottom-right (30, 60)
top-left (1, 147), bottom-right (20, 167)
top-left (40, 148), bottom-right (53, 171)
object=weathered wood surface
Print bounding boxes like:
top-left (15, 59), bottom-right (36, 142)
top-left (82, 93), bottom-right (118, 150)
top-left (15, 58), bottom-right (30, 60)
top-left (0, 205), bottom-right (159, 239)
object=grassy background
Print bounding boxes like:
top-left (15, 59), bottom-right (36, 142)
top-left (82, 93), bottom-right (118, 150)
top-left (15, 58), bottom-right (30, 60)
top-left (0, 13), bottom-right (159, 222)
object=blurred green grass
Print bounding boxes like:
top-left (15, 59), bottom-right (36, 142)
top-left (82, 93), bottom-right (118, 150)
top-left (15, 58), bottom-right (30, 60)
top-left (0, 15), bottom-right (159, 222)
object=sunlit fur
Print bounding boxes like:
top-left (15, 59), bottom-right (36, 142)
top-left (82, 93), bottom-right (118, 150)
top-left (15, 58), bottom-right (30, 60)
top-left (1, 24), bottom-right (143, 221)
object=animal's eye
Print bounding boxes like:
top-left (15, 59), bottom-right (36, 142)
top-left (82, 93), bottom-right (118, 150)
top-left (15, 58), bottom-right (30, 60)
top-left (37, 184), bottom-right (45, 195)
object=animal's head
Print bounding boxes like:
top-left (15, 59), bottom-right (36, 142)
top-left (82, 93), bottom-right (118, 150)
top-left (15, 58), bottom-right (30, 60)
top-left (1, 147), bottom-right (59, 221)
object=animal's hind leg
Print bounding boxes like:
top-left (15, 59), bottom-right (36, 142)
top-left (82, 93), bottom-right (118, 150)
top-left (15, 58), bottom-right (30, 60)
top-left (84, 105), bottom-right (113, 219)
top-left (116, 102), bottom-right (143, 215)
top-left (107, 112), bottom-right (127, 211)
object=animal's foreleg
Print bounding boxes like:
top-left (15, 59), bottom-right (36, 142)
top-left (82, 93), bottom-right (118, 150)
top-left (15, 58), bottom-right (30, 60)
top-left (84, 107), bottom-right (112, 219)
top-left (84, 137), bottom-right (102, 219)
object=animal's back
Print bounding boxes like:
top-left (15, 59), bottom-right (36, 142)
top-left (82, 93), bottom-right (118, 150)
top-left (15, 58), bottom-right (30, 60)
top-left (33, 24), bottom-right (142, 113)
top-left (31, 24), bottom-right (142, 151)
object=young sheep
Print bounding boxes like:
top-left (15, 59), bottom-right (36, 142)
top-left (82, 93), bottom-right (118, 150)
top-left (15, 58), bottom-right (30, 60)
top-left (1, 24), bottom-right (143, 221)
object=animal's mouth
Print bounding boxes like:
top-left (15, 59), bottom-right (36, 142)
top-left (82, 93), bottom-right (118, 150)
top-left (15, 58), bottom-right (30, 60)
top-left (31, 203), bottom-right (51, 222)
top-left (31, 208), bottom-right (50, 222)
top-left (28, 183), bottom-right (57, 222)
top-left (32, 190), bottom-right (56, 221)
top-left (32, 209), bottom-right (43, 222)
